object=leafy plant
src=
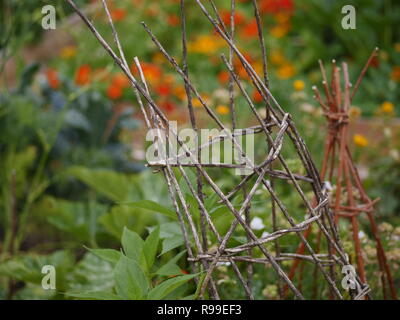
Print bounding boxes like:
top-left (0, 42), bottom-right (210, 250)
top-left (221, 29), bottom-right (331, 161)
top-left (67, 227), bottom-right (198, 300)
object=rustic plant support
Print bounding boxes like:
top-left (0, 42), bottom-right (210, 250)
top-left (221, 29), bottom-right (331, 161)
top-left (67, 0), bottom-right (368, 299)
top-left (286, 50), bottom-right (397, 300)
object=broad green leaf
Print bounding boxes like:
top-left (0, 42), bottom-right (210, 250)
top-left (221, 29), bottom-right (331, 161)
top-left (122, 200), bottom-right (176, 220)
top-left (68, 166), bottom-right (130, 202)
top-left (147, 274), bottom-right (197, 300)
top-left (143, 227), bottom-right (159, 269)
top-left (121, 227), bottom-right (144, 265)
top-left (156, 251), bottom-right (186, 276)
top-left (114, 255), bottom-right (149, 300)
top-left (87, 248), bottom-right (121, 264)
top-left (161, 235), bottom-right (184, 255)
top-left (68, 253), bottom-right (114, 293)
top-left (99, 205), bottom-right (155, 239)
top-left (66, 291), bottom-right (121, 300)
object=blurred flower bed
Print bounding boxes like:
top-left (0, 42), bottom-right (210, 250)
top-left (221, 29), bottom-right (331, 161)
top-left (0, 0), bottom-right (399, 299)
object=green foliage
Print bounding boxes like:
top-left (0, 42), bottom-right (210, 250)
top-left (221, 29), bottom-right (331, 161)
top-left (67, 227), bottom-right (197, 300)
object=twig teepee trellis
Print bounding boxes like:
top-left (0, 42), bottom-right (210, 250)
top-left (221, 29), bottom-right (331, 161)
top-left (67, 0), bottom-right (369, 299)
top-left (286, 51), bottom-right (397, 299)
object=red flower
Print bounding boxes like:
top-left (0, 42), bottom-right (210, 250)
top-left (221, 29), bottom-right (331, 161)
top-left (132, 62), bottom-right (162, 84)
top-left (167, 14), bottom-right (180, 27)
top-left (75, 64), bottom-right (91, 86)
top-left (156, 84), bottom-right (171, 97)
top-left (218, 71), bottom-right (230, 84)
top-left (260, 0), bottom-right (294, 14)
top-left (107, 84), bottom-right (123, 100)
top-left (161, 100), bottom-right (176, 112)
top-left (112, 73), bottom-right (130, 88)
top-left (370, 56), bottom-right (380, 68)
top-left (253, 89), bottom-right (263, 103)
top-left (111, 8), bottom-right (127, 21)
top-left (221, 10), bottom-right (245, 27)
top-left (46, 69), bottom-right (60, 90)
top-left (242, 18), bottom-right (258, 38)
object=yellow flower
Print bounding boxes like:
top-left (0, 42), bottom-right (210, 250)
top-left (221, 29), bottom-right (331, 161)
top-left (192, 94), bottom-right (210, 108)
top-left (275, 13), bottom-right (291, 24)
top-left (60, 46), bottom-right (77, 59)
top-left (349, 106), bottom-right (361, 118)
top-left (188, 35), bottom-right (224, 54)
top-left (174, 86), bottom-right (186, 101)
top-left (395, 43), bottom-right (400, 53)
top-left (293, 80), bottom-right (305, 91)
top-left (353, 134), bottom-right (368, 147)
top-left (270, 50), bottom-right (285, 65)
top-left (152, 52), bottom-right (165, 64)
top-left (216, 105), bottom-right (230, 115)
top-left (277, 63), bottom-right (296, 79)
top-left (380, 101), bottom-right (394, 114)
top-left (270, 23), bottom-right (291, 38)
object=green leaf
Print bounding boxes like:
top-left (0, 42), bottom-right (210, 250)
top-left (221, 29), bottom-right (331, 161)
top-left (122, 200), bottom-right (176, 220)
top-left (156, 251), bottom-right (186, 276)
top-left (147, 274), bottom-right (197, 300)
top-left (68, 166), bottom-right (130, 202)
top-left (87, 248), bottom-right (121, 264)
top-left (143, 227), bottom-right (159, 269)
top-left (161, 235), bottom-right (184, 255)
top-left (121, 227), bottom-right (145, 265)
top-left (68, 253), bottom-right (114, 293)
top-left (99, 205), bottom-right (152, 239)
top-left (66, 291), bottom-right (121, 300)
top-left (114, 255), bottom-right (149, 300)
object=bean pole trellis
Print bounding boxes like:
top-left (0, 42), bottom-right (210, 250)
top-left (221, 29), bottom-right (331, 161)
top-left (284, 51), bottom-right (397, 300)
top-left (67, 0), bottom-right (373, 299)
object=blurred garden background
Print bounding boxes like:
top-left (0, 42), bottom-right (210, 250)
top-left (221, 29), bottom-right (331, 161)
top-left (0, 0), bottom-right (399, 299)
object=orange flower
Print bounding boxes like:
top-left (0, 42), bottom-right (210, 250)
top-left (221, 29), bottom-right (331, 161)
top-left (253, 90), bottom-right (263, 103)
top-left (270, 23), bottom-right (291, 38)
top-left (379, 101), bottom-right (395, 115)
top-left (221, 10), bottom-right (245, 26)
top-left (155, 84), bottom-right (171, 97)
top-left (277, 62), bottom-right (296, 79)
top-left (173, 86), bottom-right (187, 100)
top-left (391, 66), bottom-right (400, 82)
top-left (216, 105), bottom-right (230, 115)
top-left (132, 62), bottom-right (162, 84)
top-left (75, 64), bottom-right (91, 86)
top-left (46, 69), bottom-right (60, 90)
top-left (188, 35), bottom-right (225, 54)
top-left (160, 100), bottom-right (176, 112)
top-left (293, 80), bottom-right (305, 91)
top-left (353, 134), bottom-right (368, 147)
top-left (218, 71), bottom-right (230, 84)
top-left (260, 0), bottom-right (294, 14)
top-left (111, 8), bottom-right (127, 22)
top-left (242, 18), bottom-right (258, 38)
top-left (112, 73), bottom-right (130, 88)
top-left (167, 14), bottom-right (180, 26)
top-left (107, 84), bottom-right (122, 100)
